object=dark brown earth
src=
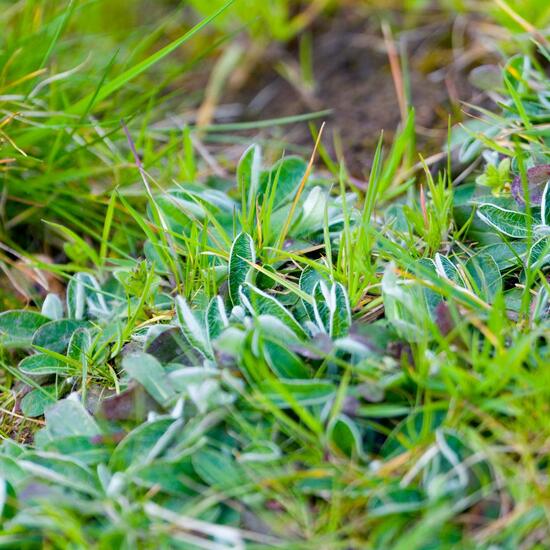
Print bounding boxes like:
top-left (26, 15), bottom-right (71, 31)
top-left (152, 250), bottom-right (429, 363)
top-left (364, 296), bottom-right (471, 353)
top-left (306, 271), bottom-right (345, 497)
top-left (221, 9), bottom-right (494, 176)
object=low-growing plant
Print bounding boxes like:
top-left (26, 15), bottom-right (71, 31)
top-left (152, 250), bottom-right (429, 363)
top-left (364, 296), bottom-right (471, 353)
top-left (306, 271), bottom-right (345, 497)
top-left (1, 4), bottom-right (550, 549)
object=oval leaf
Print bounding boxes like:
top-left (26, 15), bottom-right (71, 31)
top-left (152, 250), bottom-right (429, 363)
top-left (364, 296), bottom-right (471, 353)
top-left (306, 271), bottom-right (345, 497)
top-left (122, 352), bottom-right (176, 405)
top-left (20, 386), bottom-right (59, 418)
top-left (259, 156), bottom-right (307, 209)
top-left (241, 284), bottom-right (306, 338)
top-left (41, 294), bottom-right (64, 321)
top-left (477, 204), bottom-right (529, 238)
top-left (328, 414), bottom-right (363, 458)
top-left (206, 295), bottom-right (229, 343)
top-left (238, 143), bottom-right (262, 211)
top-left (258, 379), bottom-right (335, 408)
top-left (67, 328), bottom-right (92, 362)
top-left (312, 281), bottom-right (331, 334)
top-left (466, 253), bottom-right (502, 302)
top-left (527, 237), bottom-right (550, 270)
top-left (110, 418), bottom-right (175, 471)
top-left (0, 311), bottom-right (50, 349)
top-left (175, 296), bottom-right (213, 360)
top-left (299, 266), bottom-right (323, 322)
top-left (44, 398), bottom-right (101, 438)
top-left (228, 232), bottom-right (255, 306)
top-left (542, 181), bottom-right (550, 226)
top-left (19, 353), bottom-right (74, 376)
top-left (263, 339), bottom-right (310, 379)
top-left (329, 283), bottom-right (351, 338)
top-left (434, 254), bottom-right (467, 287)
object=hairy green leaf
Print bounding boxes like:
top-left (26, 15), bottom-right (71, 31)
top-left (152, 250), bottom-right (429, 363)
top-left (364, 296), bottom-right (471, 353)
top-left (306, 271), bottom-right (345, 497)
top-left (259, 156), bottom-right (307, 209)
top-left (206, 295), bottom-right (229, 343)
top-left (0, 311), bottom-right (50, 349)
top-left (241, 283), bottom-right (306, 337)
top-left (20, 386), bottom-right (59, 418)
top-left (329, 283), bottom-right (351, 338)
top-left (122, 352), bottom-right (176, 405)
top-left (32, 319), bottom-right (89, 353)
top-left (258, 379), bottom-right (335, 408)
top-left (19, 353), bottom-right (74, 376)
top-left (41, 294), bottom-right (64, 321)
top-left (228, 232), bottom-right (256, 306)
top-left (477, 204), bottom-right (529, 238)
top-left (175, 296), bottom-right (213, 360)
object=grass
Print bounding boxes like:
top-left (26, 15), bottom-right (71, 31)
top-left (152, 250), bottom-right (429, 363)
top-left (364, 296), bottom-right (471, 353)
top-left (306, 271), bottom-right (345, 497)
top-left (0, 0), bottom-right (550, 548)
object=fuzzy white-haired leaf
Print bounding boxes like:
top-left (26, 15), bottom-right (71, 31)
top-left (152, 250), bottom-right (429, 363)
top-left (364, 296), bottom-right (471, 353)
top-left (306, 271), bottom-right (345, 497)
top-left (263, 338), bottom-right (310, 379)
top-left (299, 265), bottom-right (323, 322)
top-left (228, 232), bottom-right (255, 306)
top-left (476, 204), bottom-right (529, 238)
top-left (66, 275), bottom-right (86, 319)
top-left (312, 280), bottom-right (331, 333)
top-left (258, 379), bottom-right (335, 408)
top-left (122, 352), bottom-right (176, 405)
top-left (19, 353), bottom-right (73, 376)
top-left (67, 327), bottom-right (92, 362)
top-left (328, 414), bottom-right (363, 458)
top-left (294, 185), bottom-right (326, 236)
top-left (532, 286), bottom-right (549, 323)
top-left (258, 155), bottom-right (307, 209)
top-left (45, 398), bottom-right (101, 438)
top-left (542, 181), bottom-right (550, 226)
top-left (527, 236), bottom-right (550, 270)
top-left (32, 319), bottom-right (89, 353)
top-left (175, 295), bottom-right (213, 359)
top-left (41, 293), bottom-right (64, 320)
top-left (0, 310), bottom-right (50, 349)
top-left (238, 441), bottom-right (281, 463)
top-left (237, 143), bottom-right (262, 212)
top-left (78, 273), bottom-right (110, 317)
top-left (240, 284), bottom-right (306, 338)
top-left (66, 272), bottom-right (110, 320)
top-left (206, 295), bottom-right (229, 343)
top-left (434, 254), bottom-right (467, 287)
top-left (382, 263), bottom-right (429, 340)
top-left (329, 282), bottom-right (351, 338)
top-left (256, 315), bottom-right (300, 343)
top-left (465, 253), bottom-right (502, 302)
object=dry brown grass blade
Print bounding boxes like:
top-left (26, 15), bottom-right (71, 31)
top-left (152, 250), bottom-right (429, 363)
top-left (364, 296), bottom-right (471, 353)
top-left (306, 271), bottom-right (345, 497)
top-left (382, 21), bottom-right (407, 125)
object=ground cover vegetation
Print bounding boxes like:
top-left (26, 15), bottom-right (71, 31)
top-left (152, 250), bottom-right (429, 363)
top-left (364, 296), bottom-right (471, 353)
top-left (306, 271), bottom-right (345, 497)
top-left (0, 0), bottom-right (549, 548)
